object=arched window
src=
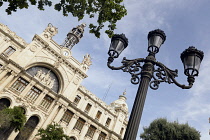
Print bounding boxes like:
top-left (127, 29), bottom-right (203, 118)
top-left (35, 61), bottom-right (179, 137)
top-left (15, 116), bottom-right (39, 140)
top-left (26, 66), bottom-right (60, 93)
top-left (70, 137), bottom-right (76, 140)
top-left (0, 98), bottom-right (10, 110)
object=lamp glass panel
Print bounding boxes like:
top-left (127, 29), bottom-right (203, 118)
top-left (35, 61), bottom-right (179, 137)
top-left (194, 55), bottom-right (201, 71)
top-left (148, 36), bottom-right (163, 48)
top-left (184, 55), bottom-right (194, 69)
top-left (115, 40), bottom-right (125, 54)
top-left (110, 40), bottom-right (124, 54)
top-left (109, 40), bottom-right (118, 51)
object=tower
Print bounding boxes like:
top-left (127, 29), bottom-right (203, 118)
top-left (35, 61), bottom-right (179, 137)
top-left (61, 23), bottom-right (86, 50)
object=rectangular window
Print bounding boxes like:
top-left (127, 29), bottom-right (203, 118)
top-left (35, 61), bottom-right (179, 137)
top-left (3, 46), bottom-right (16, 56)
top-left (73, 118), bottom-right (85, 132)
top-left (120, 127), bottom-right (124, 135)
top-left (105, 118), bottom-right (111, 127)
top-left (73, 95), bottom-right (81, 106)
top-left (84, 103), bottom-right (92, 113)
top-left (24, 86), bottom-right (41, 103)
top-left (95, 111), bottom-right (102, 121)
top-left (39, 95), bottom-right (54, 109)
top-left (98, 132), bottom-right (107, 140)
top-left (11, 77), bottom-right (29, 92)
top-left (86, 125), bottom-right (96, 138)
top-left (61, 110), bottom-right (74, 124)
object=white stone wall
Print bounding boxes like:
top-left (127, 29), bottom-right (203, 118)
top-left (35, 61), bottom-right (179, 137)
top-left (0, 23), bottom-right (128, 140)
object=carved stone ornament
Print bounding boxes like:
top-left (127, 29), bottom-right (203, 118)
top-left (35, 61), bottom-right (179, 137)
top-left (73, 78), bottom-right (79, 85)
top-left (30, 45), bottom-right (37, 52)
top-left (34, 70), bottom-right (55, 89)
top-left (54, 60), bottom-right (61, 68)
top-left (82, 54), bottom-right (92, 66)
top-left (43, 23), bottom-right (58, 38)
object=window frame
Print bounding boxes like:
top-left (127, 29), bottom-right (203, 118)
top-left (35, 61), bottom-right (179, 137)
top-left (61, 110), bottom-right (74, 124)
top-left (11, 77), bottom-right (29, 93)
top-left (105, 117), bottom-right (111, 127)
top-left (73, 95), bottom-right (81, 106)
top-left (84, 103), bottom-right (92, 113)
top-left (24, 86), bottom-right (41, 103)
top-left (39, 95), bottom-right (54, 109)
top-left (95, 111), bottom-right (102, 121)
top-left (98, 132), bottom-right (107, 140)
top-left (3, 46), bottom-right (16, 56)
top-left (73, 118), bottom-right (85, 132)
top-left (85, 125), bottom-right (96, 138)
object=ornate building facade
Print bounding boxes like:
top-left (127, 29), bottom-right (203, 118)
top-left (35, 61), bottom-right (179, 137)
top-left (0, 23), bottom-right (128, 140)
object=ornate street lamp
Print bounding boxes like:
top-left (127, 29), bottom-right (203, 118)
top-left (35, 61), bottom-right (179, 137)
top-left (107, 29), bottom-right (204, 140)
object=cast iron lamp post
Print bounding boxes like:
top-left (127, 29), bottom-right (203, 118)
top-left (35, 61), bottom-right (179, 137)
top-left (107, 29), bottom-right (204, 140)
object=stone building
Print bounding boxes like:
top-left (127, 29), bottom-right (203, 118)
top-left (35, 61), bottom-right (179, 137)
top-left (0, 23), bottom-right (128, 140)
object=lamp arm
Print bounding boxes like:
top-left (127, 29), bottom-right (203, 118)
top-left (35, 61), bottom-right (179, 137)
top-left (107, 57), bottom-right (146, 84)
top-left (149, 61), bottom-right (194, 90)
top-left (169, 74), bottom-right (193, 89)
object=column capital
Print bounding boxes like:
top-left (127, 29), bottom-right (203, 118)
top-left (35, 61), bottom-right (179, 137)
top-left (11, 71), bottom-right (18, 77)
top-left (5, 67), bottom-right (12, 73)
top-left (95, 129), bottom-right (101, 134)
top-left (84, 122), bottom-right (90, 127)
top-left (73, 114), bottom-right (79, 120)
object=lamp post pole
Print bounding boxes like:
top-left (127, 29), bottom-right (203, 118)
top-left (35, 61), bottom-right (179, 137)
top-left (107, 29), bottom-right (204, 140)
top-left (123, 57), bottom-right (154, 140)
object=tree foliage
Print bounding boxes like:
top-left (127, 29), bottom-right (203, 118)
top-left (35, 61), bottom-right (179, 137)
top-left (0, 0), bottom-right (127, 38)
top-left (36, 123), bottom-right (70, 140)
top-left (0, 106), bottom-right (26, 131)
top-left (140, 118), bottom-right (201, 140)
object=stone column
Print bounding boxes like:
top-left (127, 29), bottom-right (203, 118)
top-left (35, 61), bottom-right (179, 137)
top-left (20, 81), bottom-right (36, 97)
top-left (0, 70), bottom-right (17, 91)
top-left (0, 70), bottom-right (8, 80)
top-left (66, 114), bottom-right (79, 133)
top-left (42, 102), bottom-right (60, 128)
top-left (79, 122), bottom-right (90, 139)
top-left (92, 129), bottom-right (101, 140)
top-left (53, 105), bottom-right (67, 123)
top-left (33, 90), bottom-right (47, 106)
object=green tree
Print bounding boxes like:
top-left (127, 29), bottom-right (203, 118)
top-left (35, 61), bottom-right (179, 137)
top-left (140, 118), bottom-right (201, 140)
top-left (0, 106), bottom-right (26, 140)
top-left (0, 0), bottom-right (127, 38)
top-left (36, 123), bottom-right (70, 140)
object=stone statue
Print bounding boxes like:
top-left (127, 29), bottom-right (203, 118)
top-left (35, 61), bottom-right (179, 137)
top-left (82, 54), bottom-right (92, 66)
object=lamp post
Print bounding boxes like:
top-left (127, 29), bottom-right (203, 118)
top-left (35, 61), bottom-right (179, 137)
top-left (107, 29), bottom-right (204, 140)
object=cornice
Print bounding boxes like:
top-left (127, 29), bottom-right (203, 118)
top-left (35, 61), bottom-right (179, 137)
top-left (78, 85), bottom-right (116, 117)
top-left (0, 23), bottom-right (28, 49)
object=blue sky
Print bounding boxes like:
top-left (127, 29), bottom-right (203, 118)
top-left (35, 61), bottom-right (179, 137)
top-left (1, 0), bottom-right (210, 139)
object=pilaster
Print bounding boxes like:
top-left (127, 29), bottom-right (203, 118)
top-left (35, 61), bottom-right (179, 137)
top-left (80, 122), bottom-right (90, 139)
top-left (66, 114), bottom-right (79, 133)
top-left (0, 70), bottom-right (17, 91)
top-left (92, 129), bottom-right (101, 140)
top-left (53, 104), bottom-right (67, 123)
top-left (20, 80), bottom-right (36, 97)
top-left (42, 102), bottom-right (60, 128)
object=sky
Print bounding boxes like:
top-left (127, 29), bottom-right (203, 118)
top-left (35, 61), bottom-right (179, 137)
top-left (1, 0), bottom-right (210, 139)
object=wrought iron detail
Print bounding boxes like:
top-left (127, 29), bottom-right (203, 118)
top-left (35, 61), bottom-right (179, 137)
top-left (150, 62), bottom-right (178, 90)
top-left (107, 55), bottom-right (194, 90)
top-left (108, 57), bottom-right (145, 84)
